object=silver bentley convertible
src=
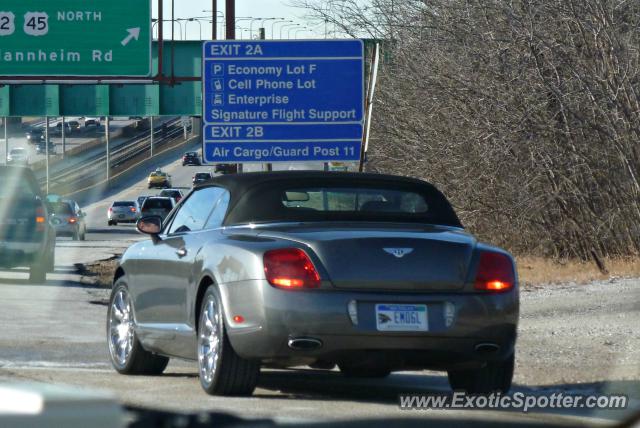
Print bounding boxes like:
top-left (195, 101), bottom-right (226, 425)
top-left (107, 171), bottom-right (518, 396)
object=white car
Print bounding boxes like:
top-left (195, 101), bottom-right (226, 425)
top-left (7, 148), bottom-right (29, 166)
top-left (84, 117), bottom-right (101, 127)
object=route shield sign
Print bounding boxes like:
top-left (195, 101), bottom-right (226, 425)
top-left (0, 0), bottom-right (151, 77)
top-left (202, 40), bottom-right (364, 163)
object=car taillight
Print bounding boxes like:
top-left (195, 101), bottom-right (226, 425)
top-left (35, 206), bottom-right (46, 232)
top-left (130, 207), bottom-right (137, 213)
top-left (474, 252), bottom-right (515, 292)
top-left (108, 207), bottom-right (113, 213)
top-left (264, 248), bottom-right (321, 289)
top-left (68, 217), bottom-right (77, 224)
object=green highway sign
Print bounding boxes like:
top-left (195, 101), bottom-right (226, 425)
top-left (0, 0), bottom-right (151, 77)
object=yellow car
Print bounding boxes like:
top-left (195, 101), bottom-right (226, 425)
top-left (147, 171), bottom-right (172, 189)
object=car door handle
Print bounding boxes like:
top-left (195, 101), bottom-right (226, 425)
top-left (176, 247), bottom-right (188, 258)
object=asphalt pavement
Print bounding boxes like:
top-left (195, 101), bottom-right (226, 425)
top-left (0, 148), bottom-right (638, 425)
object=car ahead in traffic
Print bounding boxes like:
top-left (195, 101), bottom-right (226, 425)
top-left (108, 201), bottom-right (139, 226)
top-left (0, 166), bottom-right (56, 283)
top-left (107, 172), bottom-right (518, 397)
top-left (7, 148), bottom-right (29, 166)
top-left (214, 163), bottom-right (237, 174)
top-left (49, 199), bottom-right (87, 240)
top-left (192, 172), bottom-right (213, 185)
top-left (139, 197), bottom-right (175, 221)
top-left (147, 170), bottom-right (172, 189)
top-left (84, 117), bottom-right (101, 127)
top-left (158, 188), bottom-right (184, 203)
top-left (35, 140), bottom-right (56, 156)
top-left (25, 128), bottom-right (45, 143)
top-left (137, 195), bottom-right (152, 208)
top-left (182, 152), bottom-right (201, 166)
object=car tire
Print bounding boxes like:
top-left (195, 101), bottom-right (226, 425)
top-left (112, 221), bottom-right (118, 226)
top-left (447, 353), bottom-right (514, 394)
top-left (107, 280), bottom-right (169, 375)
top-left (338, 363), bottom-right (391, 378)
top-left (197, 285), bottom-right (259, 396)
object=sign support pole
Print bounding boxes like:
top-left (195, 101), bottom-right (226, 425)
top-left (61, 117), bottom-right (66, 158)
top-left (106, 117), bottom-right (111, 182)
top-left (3, 117), bottom-right (7, 165)
top-left (45, 117), bottom-right (49, 194)
top-left (150, 116), bottom-right (154, 158)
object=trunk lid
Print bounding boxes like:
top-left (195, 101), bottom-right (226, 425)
top-left (257, 223), bottom-right (476, 291)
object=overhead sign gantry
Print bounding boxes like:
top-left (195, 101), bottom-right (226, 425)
top-left (0, 0), bottom-right (151, 77)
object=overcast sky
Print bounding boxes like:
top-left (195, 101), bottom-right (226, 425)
top-left (153, 1), bottom-right (327, 40)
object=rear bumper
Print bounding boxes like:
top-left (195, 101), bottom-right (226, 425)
top-left (53, 224), bottom-right (78, 235)
top-left (0, 241), bottom-right (46, 268)
top-left (220, 280), bottom-right (518, 370)
top-left (108, 213), bottom-right (138, 222)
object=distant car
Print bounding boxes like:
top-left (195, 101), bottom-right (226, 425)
top-left (159, 188), bottom-right (185, 203)
top-left (214, 163), bottom-right (237, 174)
top-left (84, 117), bottom-right (101, 127)
top-left (68, 120), bottom-right (80, 131)
top-left (182, 152), bottom-right (201, 166)
top-left (137, 195), bottom-right (152, 208)
top-left (0, 166), bottom-right (56, 283)
top-left (54, 122), bottom-right (72, 135)
top-left (108, 201), bottom-right (139, 226)
top-left (147, 171), bottom-right (172, 189)
top-left (25, 128), bottom-right (45, 144)
top-left (7, 148), bottom-right (29, 165)
top-left (193, 172), bottom-right (213, 185)
top-left (35, 140), bottom-right (56, 155)
top-left (49, 199), bottom-right (87, 241)
top-left (140, 197), bottom-right (175, 220)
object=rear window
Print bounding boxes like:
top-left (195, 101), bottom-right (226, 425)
top-left (161, 190), bottom-right (181, 198)
top-left (113, 201), bottom-right (135, 207)
top-left (282, 188), bottom-right (429, 214)
top-left (143, 199), bottom-right (172, 210)
top-left (226, 180), bottom-right (462, 227)
top-left (51, 202), bottom-right (73, 215)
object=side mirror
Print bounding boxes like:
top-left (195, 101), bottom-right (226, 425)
top-left (137, 216), bottom-right (162, 236)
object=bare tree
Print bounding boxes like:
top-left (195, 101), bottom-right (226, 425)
top-left (295, 0), bottom-right (640, 263)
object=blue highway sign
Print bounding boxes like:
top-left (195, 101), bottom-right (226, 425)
top-left (202, 40), bottom-right (364, 163)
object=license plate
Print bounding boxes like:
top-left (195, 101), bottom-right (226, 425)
top-left (376, 304), bottom-right (428, 332)
top-left (118, 215), bottom-right (125, 219)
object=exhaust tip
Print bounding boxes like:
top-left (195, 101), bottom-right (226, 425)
top-left (288, 337), bottom-right (323, 351)
top-left (475, 343), bottom-right (500, 353)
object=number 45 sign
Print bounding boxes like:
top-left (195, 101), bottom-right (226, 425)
top-left (0, 11), bottom-right (48, 36)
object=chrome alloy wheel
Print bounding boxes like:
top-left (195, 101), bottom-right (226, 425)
top-left (198, 296), bottom-right (221, 385)
top-left (108, 287), bottom-right (135, 367)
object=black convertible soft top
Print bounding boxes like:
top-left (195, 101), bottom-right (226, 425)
top-left (196, 171), bottom-right (463, 228)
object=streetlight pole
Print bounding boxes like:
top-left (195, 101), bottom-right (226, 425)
top-left (280, 23), bottom-right (298, 39)
top-left (287, 24), bottom-right (301, 39)
top-left (293, 28), bottom-right (309, 39)
top-left (271, 19), bottom-right (291, 39)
